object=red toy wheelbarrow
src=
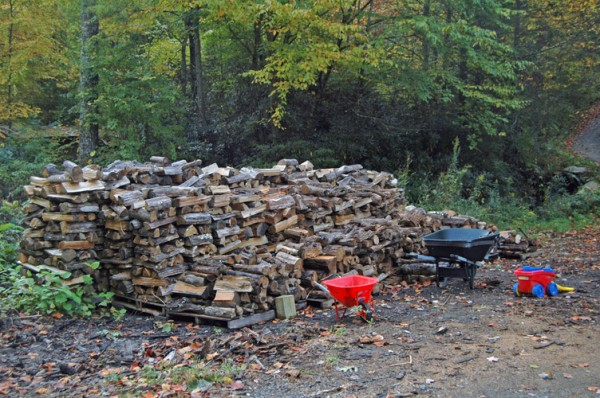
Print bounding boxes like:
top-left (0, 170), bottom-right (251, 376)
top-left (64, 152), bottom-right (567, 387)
top-left (513, 266), bottom-right (558, 298)
top-left (316, 275), bottom-right (379, 322)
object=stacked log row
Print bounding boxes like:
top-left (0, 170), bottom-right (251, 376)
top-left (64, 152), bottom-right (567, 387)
top-left (497, 230), bottom-right (539, 259)
top-left (19, 162), bottom-right (107, 286)
top-left (99, 200), bottom-right (134, 296)
top-left (104, 161), bottom-right (205, 305)
top-left (99, 163), bottom-right (304, 318)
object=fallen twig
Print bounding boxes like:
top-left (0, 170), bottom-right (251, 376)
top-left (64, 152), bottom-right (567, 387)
top-left (122, 333), bottom-right (175, 340)
top-left (243, 327), bottom-right (266, 344)
top-left (443, 294), bottom-right (453, 306)
top-left (391, 355), bottom-right (413, 366)
top-left (454, 355), bottom-right (478, 364)
top-left (18, 314), bottom-right (43, 319)
top-left (312, 384), bottom-right (350, 397)
top-left (533, 341), bottom-right (555, 349)
top-left (205, 341), bottom-right (242, 365)
top-left (252, 341), bottom-right (292, 353)
top-left (248, 355), bottom-right (265, 370)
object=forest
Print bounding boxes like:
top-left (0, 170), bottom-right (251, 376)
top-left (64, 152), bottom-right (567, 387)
top-left (0, 3), bottom-right (598, 396)
top-left (1, 0), bottom-right (598, 227)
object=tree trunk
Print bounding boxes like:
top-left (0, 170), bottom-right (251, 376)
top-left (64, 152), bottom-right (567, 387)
top-left (78, 0), bottom-right (99, 163)
top-left (179, 37), bottom-right (188, 97)
top-left (5, 0), bottom-right (14, 127)
top-left (421, 0), bottom-right (430, 70)
top-left (442, 2), bottom-right (453, 70)
top-left (185, 8), bottom-right (208, 137)
top-left (252, 17), bottom-right (263, 69)
top-left (513, 0), bottom-right (523, 53)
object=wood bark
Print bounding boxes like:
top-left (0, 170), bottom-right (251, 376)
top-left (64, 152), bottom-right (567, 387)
top-left (78, 0), bottom-right (99, 163)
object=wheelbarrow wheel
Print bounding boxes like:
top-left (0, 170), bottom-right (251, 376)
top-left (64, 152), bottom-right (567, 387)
top-left (435, 262), bottom-right (449, 288)
top-left (468, 265), bottom-right (476, 289)
top-left (357, 298), bottom-right (374, 322)
top-left (436, 272), bottom-right (449, 288)
top-left (532, 284), bottom-right (545, 298)
top-left (360, 303), bottom-right (373, 322)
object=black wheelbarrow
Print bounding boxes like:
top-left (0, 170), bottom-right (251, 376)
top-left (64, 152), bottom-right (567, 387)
top-left (412, 228), bottom-right (499, 289)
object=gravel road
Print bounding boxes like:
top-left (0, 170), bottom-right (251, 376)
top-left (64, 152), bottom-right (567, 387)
top-left (572, 109), bottom-right (600, 163)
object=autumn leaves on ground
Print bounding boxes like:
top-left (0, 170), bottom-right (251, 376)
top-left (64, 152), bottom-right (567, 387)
top-left (0, 224), bottom-right (598, 398)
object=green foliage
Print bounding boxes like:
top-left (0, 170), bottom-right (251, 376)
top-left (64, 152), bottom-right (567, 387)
top-left (329, 325), bottom-right (348, 336)
top-left (249, 140), bottom-right (341, 169)
top-left (325, 354), bottom-right (341, 367)
top-left (405, 143), bottom-right (599, 231)
top-left (0, 129), bottom-right (77, 199)
top-left (233, 0), bottom-right (377, 127)
top-left (92, 1), bottom-right (184, 162)
top-left (0, 261), bottom-right (118, 318)
top-left (0, 0), bottom-right (74, 124)
top-left (154, 320), bottom-right (176, 333)
top-left (429, 139), bottom-right (470, 209)
top-left (374, 0), bottom-right (529, 148)
top-left (0, 202), bottom-right (23, 264)
top-left (530, 189), bottom-right (600, 232)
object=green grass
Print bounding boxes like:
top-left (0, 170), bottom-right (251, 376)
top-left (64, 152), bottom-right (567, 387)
top-left (106, 360), bottom-right (246, 394)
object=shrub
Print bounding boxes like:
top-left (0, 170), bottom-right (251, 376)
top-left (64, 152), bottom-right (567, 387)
top-left (0, 260), bottom-right (121, 318)
top-left (0, 130), bottom-right (72, 200)
top-left (0, 201), bottom-right (23, 264)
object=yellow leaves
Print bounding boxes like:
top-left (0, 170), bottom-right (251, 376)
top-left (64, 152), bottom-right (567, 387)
top-left (146, 38), bottom-right (180, 78)
top-left (0, 102), bottom-right (40, 124)
top-left (0, 0), bottom-right (70, 124)
top-left (235, 1), bottom-right (377, 128)
top-left (271, 104), bottom-right (286, 130)
top-left (179, 0), bottom-right (206, 8)
top-left (529, 0), bottom-right (598, 33)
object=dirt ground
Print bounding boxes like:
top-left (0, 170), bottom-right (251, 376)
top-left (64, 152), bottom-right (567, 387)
top-left (1, 225), bottom-right (599, 398)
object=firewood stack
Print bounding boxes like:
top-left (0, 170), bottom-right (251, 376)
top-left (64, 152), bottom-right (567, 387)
top-left (20, 156), bottom-right (497, 325)
top-left (496, 230), bottom-right (539, 259)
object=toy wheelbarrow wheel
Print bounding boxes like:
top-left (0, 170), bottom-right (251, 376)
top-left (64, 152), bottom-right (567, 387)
top-left (513, 282), bottom-right (521, 297)
top-left (547, 282), bottom-right (559, 297)
top-left (532, 284), bottom-right (545, 298)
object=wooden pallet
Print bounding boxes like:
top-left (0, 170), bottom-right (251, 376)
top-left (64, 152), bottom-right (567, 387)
top-left (112, 294), bottom-right (166, 317)
top-left (168, 309), bottom-right (276, 329)
top-left (306, 297), bottom-right (334, 309)
top-left (168, 301), bottom-right (308, 329)
top-left (113, 293), bottom-right (276, 328)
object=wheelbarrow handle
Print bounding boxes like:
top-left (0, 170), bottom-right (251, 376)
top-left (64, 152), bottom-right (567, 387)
top-left (407, 252), bottom-right (436, 262)
top-left (313, 281), bottom-right (334, 299)
top-left (449, 254), bottom-right (472, 264)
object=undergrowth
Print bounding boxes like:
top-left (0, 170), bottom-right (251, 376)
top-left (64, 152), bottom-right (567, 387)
top-left (1, 261), bottom-right (120, 318)
top-left (401, 139), bottom-right (600, 231)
